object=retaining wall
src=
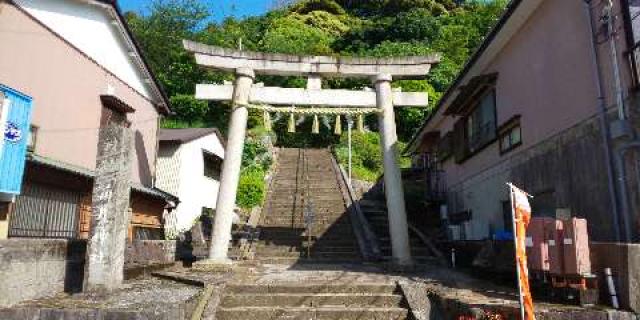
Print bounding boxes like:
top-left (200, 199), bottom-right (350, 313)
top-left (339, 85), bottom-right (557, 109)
top-left (0, 239), bottom-right (85, 307)
top-left (0, 239), bottom-right (183, 307)
top-left (591, 242), bottom-right (640, 312)
top-left (125, 240), bottom-right (178, 265)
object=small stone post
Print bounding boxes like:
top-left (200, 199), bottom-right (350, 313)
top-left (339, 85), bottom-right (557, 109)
top-left (85, 110), bottom-right (133, 292)
top-left (373, 73), bottom-right (413, 267)
top-left (207, 67), bottom-right (254, 263)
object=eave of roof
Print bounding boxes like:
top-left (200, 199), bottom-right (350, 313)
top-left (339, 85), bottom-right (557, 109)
top-left (27, 154), bottom-right (180, 202)
top-left (405, 0), bottom-right (525, 154)
top-left (92, 0), bottom-right (172, 115)
top-left (159, 128), bottom-right (226, 147)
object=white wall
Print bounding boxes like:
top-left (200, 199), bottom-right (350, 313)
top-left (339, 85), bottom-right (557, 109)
top-left (161, 134), bottom-right (224, 234)
top-left (14, 0), bottom-right (152, 99)
top-left (156, 143), bottom-right (181, 196)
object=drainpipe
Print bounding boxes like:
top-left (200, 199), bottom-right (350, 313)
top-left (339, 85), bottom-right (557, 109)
top-left (603, 0), bottom-right (640, 242)
top-left (604, 0), bottom-right (628, 120)
top-left (614, 143), bottom-right (639, 241)
top-left (585, 0), bottom-right (622, 241)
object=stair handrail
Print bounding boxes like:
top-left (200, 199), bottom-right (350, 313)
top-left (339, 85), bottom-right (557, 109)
top-left (407, 224), bottom-right (445, 264)
top-left (329, 153), bottom-right (382, 261)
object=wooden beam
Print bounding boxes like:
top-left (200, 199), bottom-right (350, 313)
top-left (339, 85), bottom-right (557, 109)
top-left (195, 84), bottom-right (428, 107)
top-left (185, 40), bottom-right (440, 79)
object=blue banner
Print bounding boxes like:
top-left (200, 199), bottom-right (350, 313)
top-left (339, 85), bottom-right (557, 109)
top-left (0, 84), bottom-right (33, 195)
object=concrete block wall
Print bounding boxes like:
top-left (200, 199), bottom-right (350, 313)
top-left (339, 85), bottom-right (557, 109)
top-left (0, 239), bottom-right (85, 307)
top-left (591, 242), bottom-right (640, 312)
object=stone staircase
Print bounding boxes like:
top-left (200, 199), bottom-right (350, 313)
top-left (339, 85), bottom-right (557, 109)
top-left (255, 148), bottom-right (361, 264)
top-left (216, 282), bottom-right (410, 320)
top-left (359, 194), bottom-right (438, 264)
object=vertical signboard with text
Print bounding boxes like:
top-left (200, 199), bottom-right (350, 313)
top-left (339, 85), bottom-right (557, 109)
top-left (0, 84), bottom-right (33, 195)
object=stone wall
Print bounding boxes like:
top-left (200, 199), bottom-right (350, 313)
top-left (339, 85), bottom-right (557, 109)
top-left (0, 239), bottom-right (85, 307)
top-left (125, 240), bottom-right (177, 265)
top-left (591, 242), bottom-right (640, 312)
top-left (0, 239), bottom-right (186, 308)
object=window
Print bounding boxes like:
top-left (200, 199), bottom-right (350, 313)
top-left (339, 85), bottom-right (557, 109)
top-left (437, 132), bottom-right (453, 161)
top-left (623, 1), bottom-right (640, 87)
top-left (134, 227), bottom-right (164, 240)
top-left (466, 90), bottom-right (497, 152)
top-left (203, 151), bottom-right (222, 180)
top-left (624, 1), bottom-right (640, 45)
top-left (499, 116), bottom-right (521, 154)
top-left (502, 200), bottom-right (513, 232)
top-left (453, 89), bottom-right (497, 162)
top-left (27, 125), bottom-right (38, 152)
top-left (531, 190), bottom-right (556, 218)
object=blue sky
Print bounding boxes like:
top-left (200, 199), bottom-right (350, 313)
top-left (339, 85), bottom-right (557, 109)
top-left (118, 0), bottom-right (271, 22)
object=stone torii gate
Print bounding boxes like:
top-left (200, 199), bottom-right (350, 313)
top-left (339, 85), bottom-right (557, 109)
top-left (184, 40), bottom-right (440, 267)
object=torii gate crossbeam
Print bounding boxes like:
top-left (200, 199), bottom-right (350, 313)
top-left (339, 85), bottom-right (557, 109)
top-left (185, 41), bottom-right (440, 267)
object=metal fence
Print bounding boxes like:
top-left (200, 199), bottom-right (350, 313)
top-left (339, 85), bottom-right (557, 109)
top-left (9, 183), bottom-right (81, 239)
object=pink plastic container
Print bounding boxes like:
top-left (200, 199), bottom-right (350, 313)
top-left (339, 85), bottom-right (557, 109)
top-left (545, 219), bottom-right (564, 275)
top-left (562, 218), bottom-right (591, 275)
top-left (527, 217), bottom-right (553, 271)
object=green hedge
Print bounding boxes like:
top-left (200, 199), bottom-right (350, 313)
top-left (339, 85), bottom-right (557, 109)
top-left (237, 168), bottom-right (266, 209)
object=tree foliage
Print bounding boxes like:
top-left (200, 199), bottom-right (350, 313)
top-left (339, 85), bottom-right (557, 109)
top-left (126, 0), bottom-right (507, 142)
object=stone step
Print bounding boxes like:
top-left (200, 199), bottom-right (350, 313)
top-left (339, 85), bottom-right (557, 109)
top-left (216, 306), bottom-right (409, 319)
top-left (257, 235), bottom-right (358, 245)
top-left (267, 203), bottom-right (345, 210)
top-left (226, 283), bottom-right (398, 294)
top-left (220, 293), bottom-right (404, 308)
top-left (359, 199), bottom-right (387, 206)
top-left (269, 196), bottom-right (344, 202)
top-left (255, 251), bottom-right (361, 259)
top-left (261, 217), bottom-right (350, 225)
top-left (263, 209), bottom-right (347, 215)
top-left (250, 256), bottom-right (362, 265)
top-left (255, 244), bottom-right (359, 253)
top-left (260, 221), bottom-right (352, 228)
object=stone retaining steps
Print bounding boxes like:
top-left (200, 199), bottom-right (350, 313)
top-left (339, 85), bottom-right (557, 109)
top-left (216, 283), bottom-right (410, 320)
top-left (256, 148), bottom-right (361, 263)
top-left (360, 197), bottom-right (437, 263)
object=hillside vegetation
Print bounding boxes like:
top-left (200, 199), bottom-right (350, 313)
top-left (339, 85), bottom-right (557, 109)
top-left (126, 0), bottom-right (507, 184)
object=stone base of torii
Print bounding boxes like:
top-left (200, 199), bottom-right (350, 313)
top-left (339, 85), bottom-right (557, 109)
top-left (184, 41), bottom-right (440, 267)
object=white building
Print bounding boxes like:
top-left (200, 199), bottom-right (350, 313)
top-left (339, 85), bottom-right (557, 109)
top-left (156, 128), bottom-right (225, 237)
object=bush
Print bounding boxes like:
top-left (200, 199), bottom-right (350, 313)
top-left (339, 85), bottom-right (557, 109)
top-left (335, 131), bottom-right (410, 182)
top-left (237, 168), bottom-right (266, 209)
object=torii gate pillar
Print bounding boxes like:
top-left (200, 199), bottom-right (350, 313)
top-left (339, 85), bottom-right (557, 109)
top-left (374, 74), bottom-right (413, 267)
top-left (207, 67), bottom-right (254, 262)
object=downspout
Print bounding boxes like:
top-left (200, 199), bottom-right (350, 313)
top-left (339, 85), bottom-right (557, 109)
top-left (603, 0), bottom-right (640, 242)
top-left (604, 0), bottom-right (628, 120)
top-left (584, 0), bottom-right (622, 241)
top-left (614, 143), bottom-right (639, 242)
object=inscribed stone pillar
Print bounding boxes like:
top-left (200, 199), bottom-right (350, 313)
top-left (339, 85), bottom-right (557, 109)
top-left (373, 73), bottom-right (413, 267)
top-left (207, 67), bottom-right (254, 262)
top-left (85, 110), bottom-right (132, 292)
